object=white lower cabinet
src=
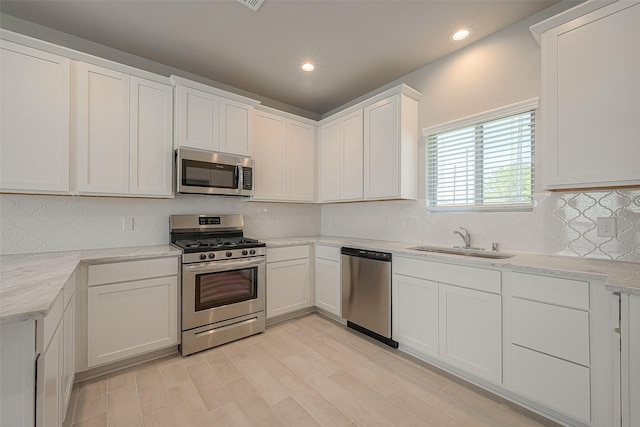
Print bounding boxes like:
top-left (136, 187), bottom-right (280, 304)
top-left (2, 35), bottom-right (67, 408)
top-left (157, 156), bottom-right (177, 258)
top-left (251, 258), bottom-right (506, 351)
top-left (314, 245), bottom-right (341, 317)
top-left (439, 283), bottom-right (502, 384)
top-left (503, 271), bottom-right (618, 426)
top-left (266, 245), bottom-right (312, 319)
top-left (392, 257), bottom-right (501, 384)
top-left (621, 293), bottom-right (640, 427)
top-left (392, 274), bottom-right (438, 358)
top-left (86, 257), bottom-right (178, 368)
top-left (35, 270), bottom-right (76, 427)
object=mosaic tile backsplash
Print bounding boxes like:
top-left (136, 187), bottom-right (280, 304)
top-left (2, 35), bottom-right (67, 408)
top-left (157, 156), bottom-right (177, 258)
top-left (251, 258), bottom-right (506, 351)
top-left (321, 189), bottom-right (640, 263)
top-left (1, 190), bottom-right (639, 262)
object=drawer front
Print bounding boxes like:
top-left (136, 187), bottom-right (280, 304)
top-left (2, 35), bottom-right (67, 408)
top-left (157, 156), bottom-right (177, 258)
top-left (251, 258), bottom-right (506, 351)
top-left (315, 244), bottom-right (340, 262)
top-left (394, 256), bottom-right (501, 294)
top-left (511, 272), bottom-right (589, 310)
top-left (511, 298), bottom-right (590, 366)
top-left (510, 344), bottom-right (591, 423)
top-left (88, 257), bottom-right (179, 286)
top-left (267, 245), bottom-right (310, 263)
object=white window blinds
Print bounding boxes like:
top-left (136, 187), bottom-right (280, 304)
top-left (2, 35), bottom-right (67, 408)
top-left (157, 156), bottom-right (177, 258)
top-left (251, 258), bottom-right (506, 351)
top-left (425, 100), bottom-right (536, 211)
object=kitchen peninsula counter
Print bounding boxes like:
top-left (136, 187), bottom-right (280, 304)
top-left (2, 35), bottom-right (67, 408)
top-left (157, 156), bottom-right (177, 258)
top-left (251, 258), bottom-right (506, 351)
top-left (263, 235), bottom-right (640, 296)
top-left (0, 245), bottom-right (181, 324)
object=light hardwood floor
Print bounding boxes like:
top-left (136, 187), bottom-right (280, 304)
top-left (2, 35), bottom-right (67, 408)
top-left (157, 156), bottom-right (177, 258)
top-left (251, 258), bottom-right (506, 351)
top-left (64, 313), bottom-right (553, 427)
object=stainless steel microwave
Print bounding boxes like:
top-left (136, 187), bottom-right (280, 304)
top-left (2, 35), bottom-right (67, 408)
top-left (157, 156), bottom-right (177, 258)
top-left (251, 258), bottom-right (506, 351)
top-left (176, 147), bottom-right (254, 196)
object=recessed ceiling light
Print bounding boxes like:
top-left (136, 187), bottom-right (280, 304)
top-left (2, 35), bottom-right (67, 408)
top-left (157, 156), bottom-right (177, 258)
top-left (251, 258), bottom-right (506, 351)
top-left (450, 27), bottom-right (473, 41)
top-left (301, 62), bottom-right (315, 72)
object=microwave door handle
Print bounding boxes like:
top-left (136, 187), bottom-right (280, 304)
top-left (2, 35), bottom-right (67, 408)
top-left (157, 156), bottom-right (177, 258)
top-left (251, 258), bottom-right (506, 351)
top-left (236, 163), bottom-right (243, 193)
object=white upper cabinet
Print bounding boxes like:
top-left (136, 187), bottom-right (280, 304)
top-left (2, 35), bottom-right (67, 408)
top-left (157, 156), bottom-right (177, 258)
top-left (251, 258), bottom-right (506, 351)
top-left (253, 108), bottom-right (315, 202)
top-left (318, 110), bottom-right (363, 202)
top-left (0, 40), bottom-right (71, 194)
top-left (532, 1), bottom-right (640, 190)
top-left (75, 63), bottom-right (130, 195)
top-left (174, 85), bottom-right (220, 152)
top-left (129, 77), bottom-right (174, 196)
top-left (172, 75), bottom-right (258, 157)
top-left (75, 62), bottom-right (173, 197)
top-left (319, 84), bottom-right (420, 203)
top-left (364, 89), bottom-right (419, 200)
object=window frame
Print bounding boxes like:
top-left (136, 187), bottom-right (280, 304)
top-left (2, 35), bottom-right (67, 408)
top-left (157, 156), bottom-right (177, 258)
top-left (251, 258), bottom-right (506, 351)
top-left (423, 98), bottom-right (538, 213)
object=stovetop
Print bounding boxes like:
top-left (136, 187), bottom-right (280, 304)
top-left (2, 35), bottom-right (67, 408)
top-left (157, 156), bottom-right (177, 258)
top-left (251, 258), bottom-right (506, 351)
top-left (173, 236), bottom-right (265, 253)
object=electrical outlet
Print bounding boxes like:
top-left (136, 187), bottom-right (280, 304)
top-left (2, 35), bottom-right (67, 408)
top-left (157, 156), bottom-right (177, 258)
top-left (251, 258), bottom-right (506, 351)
top-left (597, 217), bottom-right (616, 237)
top-left (123, 217), bottom-right (134, 231)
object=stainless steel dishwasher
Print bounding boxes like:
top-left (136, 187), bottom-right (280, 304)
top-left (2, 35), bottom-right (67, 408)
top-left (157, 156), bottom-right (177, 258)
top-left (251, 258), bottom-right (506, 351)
top-left (341, 247), bottom-right (398, 348)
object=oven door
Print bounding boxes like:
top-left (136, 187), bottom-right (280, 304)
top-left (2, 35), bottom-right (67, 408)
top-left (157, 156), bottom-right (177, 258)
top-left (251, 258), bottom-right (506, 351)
top-left (182, 256), bottom-right (265, 330)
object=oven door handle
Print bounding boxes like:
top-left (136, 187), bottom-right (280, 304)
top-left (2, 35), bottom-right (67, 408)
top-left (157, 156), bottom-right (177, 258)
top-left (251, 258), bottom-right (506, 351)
top-left (183, 257), bottom-right (264, 274)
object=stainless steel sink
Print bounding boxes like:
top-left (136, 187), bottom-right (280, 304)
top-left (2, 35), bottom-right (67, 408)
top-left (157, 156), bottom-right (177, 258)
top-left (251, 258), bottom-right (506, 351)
top-left (407, 246), bottom-right (515, 259)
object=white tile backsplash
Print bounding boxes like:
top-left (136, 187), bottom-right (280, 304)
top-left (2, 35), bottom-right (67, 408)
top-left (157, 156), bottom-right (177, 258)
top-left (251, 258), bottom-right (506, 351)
top-left (0, 194), bottom-right (320, 255)
top-left (1, 190), bottom-right (638, 262)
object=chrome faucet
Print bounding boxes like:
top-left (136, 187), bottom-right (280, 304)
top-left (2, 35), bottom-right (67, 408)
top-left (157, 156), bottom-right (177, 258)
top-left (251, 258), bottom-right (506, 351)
top-left (453, 227), bottom-right (471, 248)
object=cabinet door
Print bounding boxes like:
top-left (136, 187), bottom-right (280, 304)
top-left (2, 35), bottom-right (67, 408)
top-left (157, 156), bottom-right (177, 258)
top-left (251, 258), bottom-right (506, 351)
top-left (319, 120), bottom-right (343, 202)
top-left (341, 110), bottom-right (364, 200)
top-left (0, 41), bottom-right (70, 194)
top-left (175, 85), bottom-right (220, 151)
top-left (36, 321), bottom-right (62, 427)
top-left (266, 258), bottom-right (310, 318)
top-left (76, 62), bottom-right (130, 194)
top-left (286, 120), bottom-right (315, 201)
top-left (392, 274), bottom-right (439, 358)
top-left (315, 258), bottom-right (341, 316)
top-left (543, 2), bottom-right (640, 189)
top-left (364, 95), bottom-right (399, 199)
top-left (439, 284), bottom-right (502, 383)
top-left (220, 98), bottom-right (252, 156)
top-left (253, 111), bottom-right (287, 200)
top-left (129, 77), bottom-right (173, 197)
top-left (87, 276), bottom-right (178, 367)
top-left (61, 293), bottom-right (75, 418)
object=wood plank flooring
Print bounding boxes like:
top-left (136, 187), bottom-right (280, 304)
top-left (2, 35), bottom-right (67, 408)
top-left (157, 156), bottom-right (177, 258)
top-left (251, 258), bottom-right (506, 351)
top-left (64, 313), bottom-right (552, 427)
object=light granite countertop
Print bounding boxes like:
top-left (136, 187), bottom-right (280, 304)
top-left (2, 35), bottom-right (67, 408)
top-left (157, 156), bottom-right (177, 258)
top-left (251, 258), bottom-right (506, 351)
top-left (263, 235), bottom-right (640, 296)
top-left (0, 245), bottom-right (181, 325)
top-left (2, 237), bottom-right (638, 325)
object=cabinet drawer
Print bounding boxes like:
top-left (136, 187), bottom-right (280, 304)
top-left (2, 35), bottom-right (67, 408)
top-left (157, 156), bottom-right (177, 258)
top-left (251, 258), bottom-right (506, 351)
top-left (394, 257), bottom-right (501, 294)
top-left (88, 257), bottom-right (178, 286)
top-left (315, 244), bottom-right (340, 262)
top-left (267, 245), bottom-right (310, 263)
top-left (511, 298), bottom-right (589, 366)
top-left (511, 272), bottom-right (589, 310)
top-left (510, 344), bottom-right (590, 423)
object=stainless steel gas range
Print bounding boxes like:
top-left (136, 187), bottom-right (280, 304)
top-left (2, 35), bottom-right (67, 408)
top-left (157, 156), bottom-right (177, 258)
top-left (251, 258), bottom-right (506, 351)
top-left (170, 214), bottom-right (266, 356)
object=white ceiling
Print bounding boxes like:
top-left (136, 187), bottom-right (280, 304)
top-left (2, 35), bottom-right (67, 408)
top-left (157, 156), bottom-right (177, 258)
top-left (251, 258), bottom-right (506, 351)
top-left (0, 0), bottom-right (561, 116)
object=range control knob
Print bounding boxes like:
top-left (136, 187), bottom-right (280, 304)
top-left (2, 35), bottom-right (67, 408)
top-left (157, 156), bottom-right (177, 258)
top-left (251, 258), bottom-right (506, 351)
top-left (242, 250), bottom-right (248, 256)
top-left (249, 249), bottom-right (256, 255)
top-left (199, 254), bottom-right (207, 260)
top-left (208, 253), bottom-right (215, 259)
top-left (226, 251), bottom-right (233, 258)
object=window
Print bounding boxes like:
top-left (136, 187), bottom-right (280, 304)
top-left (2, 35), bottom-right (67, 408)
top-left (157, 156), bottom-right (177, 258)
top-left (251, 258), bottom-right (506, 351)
top-left (425, 99), bottom-right (536, 212)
